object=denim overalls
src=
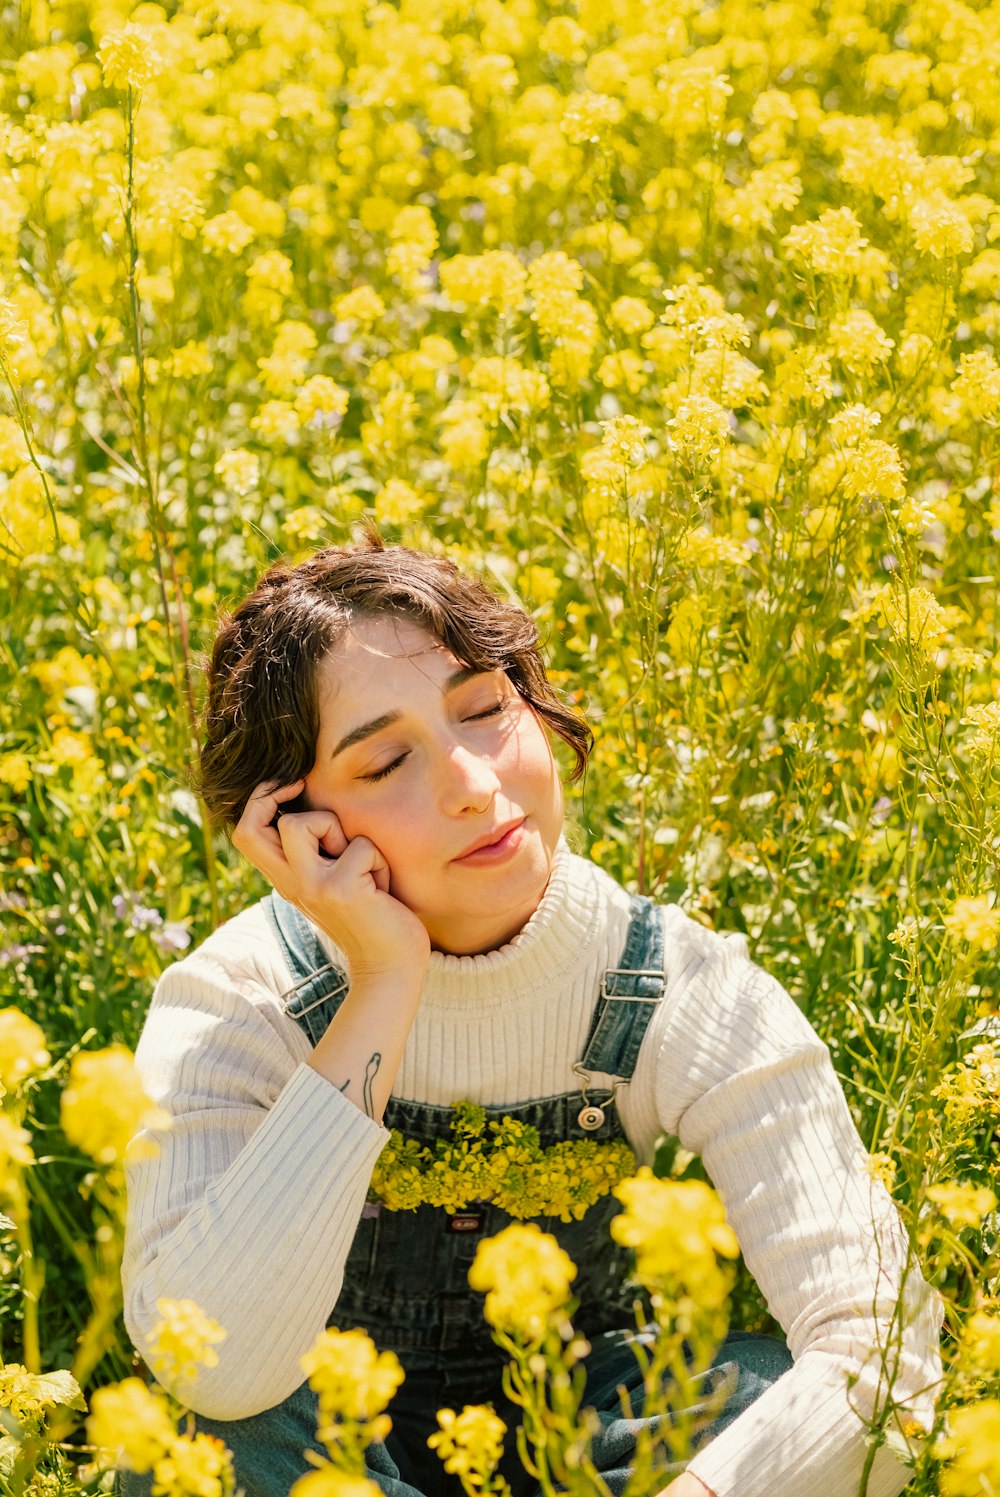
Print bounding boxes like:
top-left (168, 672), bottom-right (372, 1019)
top-left (123, 892), bottom-right (792, 1497)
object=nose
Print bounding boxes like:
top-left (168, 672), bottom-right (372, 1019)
top-left (438, 739), bottom-right (501, 816)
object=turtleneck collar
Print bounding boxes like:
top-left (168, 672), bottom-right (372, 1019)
top-left (314, 839), bottom-right (615, 1011)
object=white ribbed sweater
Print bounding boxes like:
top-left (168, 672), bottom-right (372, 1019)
top-left (122, 844), bottom-right (941, 1497)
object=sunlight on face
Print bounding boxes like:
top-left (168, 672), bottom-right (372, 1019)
top-left (303, 615), bottom-right (565, 956)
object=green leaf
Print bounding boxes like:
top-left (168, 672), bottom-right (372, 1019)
top-left (31, 1369), bottom-right (86, 1412)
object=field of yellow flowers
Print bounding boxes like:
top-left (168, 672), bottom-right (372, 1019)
top-left (2, 0), bottom-right (999, 1491)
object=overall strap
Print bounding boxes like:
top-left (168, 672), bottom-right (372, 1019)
top-left (577, 893), bottom-right (665, 1082)
top-left (264, 892), bottom-right (350, 1047)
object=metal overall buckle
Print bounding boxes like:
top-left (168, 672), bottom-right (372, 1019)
top-left (572, 1062), bottom-right (626, 1131)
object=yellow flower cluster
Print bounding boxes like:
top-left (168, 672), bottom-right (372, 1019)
top-left (933, 1043), bottom-right (1000, 1130)
top-left (60, 1044), bottom-right (168, 1167)
top-left (300, 1328), bottom-right (404, 1427)
top-left (925, 1180), bottom-right (997, 1230)
top-left (959, 1309), bottom-right (1000, 1374)
top-left (944, 896), bottom-right (1000, 952)
top-left (611, 1168), bottom-right (739, 1307)
top-left (468, 1223), bottom-right (577, 1342)
top-left (935, 1399), bottom-right (1000, 1497)
top-left (87, 1377), bottom-right (232, 1497)
top-left (291, 1474), bottom-right (384, 1497)
top-left (428, 1405), bottom-right (507, 1491)
top-left (369, 1103), bottom-right (635, 1222)
top-left (0, 1007), bottom-right (50, 1094)
top-left (0, 1363), bottom-right (83, 1434)
top-left (145, 1298), bottom-right (226, 1389)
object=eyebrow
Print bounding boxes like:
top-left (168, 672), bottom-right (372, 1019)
top-left (329, 665), bottom-right (491, 759)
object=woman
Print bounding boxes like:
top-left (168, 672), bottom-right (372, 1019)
top-left (122, 535), bottom-right (941, 1497)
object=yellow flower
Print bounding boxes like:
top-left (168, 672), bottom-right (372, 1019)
top-left (959, 1311), bottom-right (1000, 1373)
top-left (782, 207), bottom-right (870, 278)
top-left (86, 1378), bottom-right (177, 1474)
top-left (375, 478), bottom-right (425, 526)
top-left (828, 309), bottom-right (894, 376)
top-left (562, 92), bottom-right (623, 145)
top-left (952, 349), bottom-right (1000, 422)
top-left (465, 54), bottom-right (518, 108)
top-left (0, 1363), bottom-right (54, 1424)
top-left (675, 528), bottom-right (747, 569)
top-left (97, 25), bottom-right (163, 90)
top-left (0, 415), bottom-right (30, 471)
top-left (251, 401), bottom-right (301, 443)
top-left (428, 1405), bottom-right (506, 1488)
top-left (599, 415), bottom-right (650, 469)
top-left (961, 702), bottom-right (1000, 758)
top-left (163, 342), bottom-right (212, 379)
top-left (539, 16), bottom-right (588, 62)
top-left (152, 1432), bottom-right (232, 1497)
top-left (230, 186), bottom-right (286, 240)
top-left (935, 1400), bottom-right (1000, 1496)
top-left (440, 253), bottom-right (527, 314)
top-left (202, 211), bottom-right (255, 255)
top-left (944, 896), bottom-right (1000, 951)
top-left (612, 1169), bottom-right (738, 1305)
top-left (296, 377), bottom-right (349, 425)
top-left (840, 439), bottom-right (906, 503)
top-left (214, 449), bottom-right (260, 496)
top-left (926, 1180), bottom-right (997, 1228)
top-left (300, 1328), bottom-right (404, 1422)
top-left (870, 585), bottom-right (952, 658)
top-left (426, 86), bottom-right (473, 133)
top-left (828, 404), bottom-right (882, 448)
top-left (145, 1299), bottom-right (227, 1388)
top-left (60, 1044), bottom-right (168, 1166)
top-left (527, 250), bottom-right (583, 306)
top-left (0, 752), bottom-right (32, 794)
top-left (962, 249), bottom-right (1000, 296)
top-left (908, 197), bottom-right (975, 259)
top-left (610, 297), bottom-right (655, 335)
top-left (335, 287), bottom-right (385, 324)
top-left (866, 1153), bottom-right (898, 1191)
top-left (0, 1009), bottom-right (50, 1093)
top-left (667, 393), bottom-right (730, 463)
top-left (247, 251), bottom-right (294, 297)
top-left (468, 1224), bottom-right (576, 1342)
top-left (291, 1473), bottom-right (384, 1497)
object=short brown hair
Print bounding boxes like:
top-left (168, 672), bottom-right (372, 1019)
top-left (198, 534), bottom-right (592, 830)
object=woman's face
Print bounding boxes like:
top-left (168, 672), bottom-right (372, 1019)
top-left (302, 614), bottom-right (564, 956)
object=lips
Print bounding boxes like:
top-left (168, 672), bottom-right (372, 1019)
top-left (454, 819), bottom-right (525, 861)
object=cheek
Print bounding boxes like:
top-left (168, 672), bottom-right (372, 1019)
top-left (337, 791), bottom-right (430, 865)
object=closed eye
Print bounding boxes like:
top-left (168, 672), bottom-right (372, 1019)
top-left (359, 701), bottom-right (508, 784)
top-left (360, 753), bottom-right (408, 784)
top-left (466, 700), bottom-right (508, 721)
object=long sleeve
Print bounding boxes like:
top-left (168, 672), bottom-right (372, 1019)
top-left (637, 920), bottom-right (942, 1497)
top-left (121, 906), bottom-right (389, 1420)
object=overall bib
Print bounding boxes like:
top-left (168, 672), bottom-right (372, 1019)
top-left (123, 892), bottom-right (792, 1497)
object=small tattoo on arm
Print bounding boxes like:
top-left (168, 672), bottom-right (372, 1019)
top-left (335, 1078), bottom-right (350, 1094)
top-left (363, 1052), bottom-right (382, 1120)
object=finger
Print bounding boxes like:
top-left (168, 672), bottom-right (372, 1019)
top-left (232, 779), bottom-right (304, 862)
top-left (317, 811), bottom-right (349, 859)
top-left (251, 778), bottom-right (307, 818)
top-left (276, 808), bottom-right (349, 864)
top-left (335, 834), bottom-right (391, 891)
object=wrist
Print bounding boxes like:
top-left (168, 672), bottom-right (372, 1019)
top-left (347, 963), bottom-right (427, 996)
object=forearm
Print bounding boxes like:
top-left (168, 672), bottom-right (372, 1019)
top-left (123, 1062), bottom-right (388, 1419)
top-left (307, 970), bottom-right (424, 1121)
